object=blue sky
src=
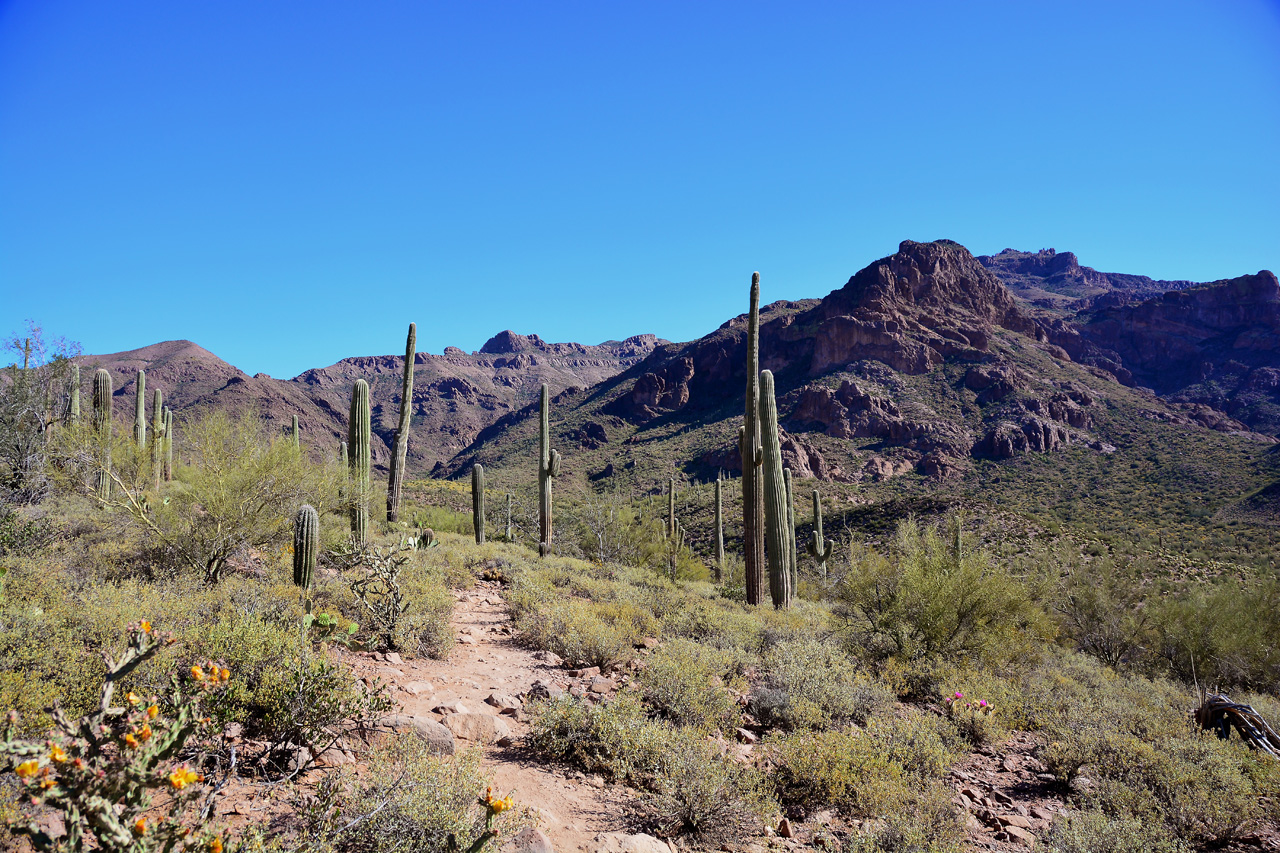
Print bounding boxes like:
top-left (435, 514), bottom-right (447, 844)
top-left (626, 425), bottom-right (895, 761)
top-left (2, 0), bottom-right (1278, 377)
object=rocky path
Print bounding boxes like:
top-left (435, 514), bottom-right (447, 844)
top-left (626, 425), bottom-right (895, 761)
top-left (343, 579), bottom-right (663, 853)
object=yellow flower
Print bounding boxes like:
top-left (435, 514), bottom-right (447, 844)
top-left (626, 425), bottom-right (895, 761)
top-left (14, 760), bottom-right (39, 779)
top-left (126, 692), bottom-right (141, 705)
top-left (169, 766), bottom-right (200, 790)
top-left (123, 733), bottom-right (139, 748)
top-left (219, 668), bottom-right (230, 682)
top-left (137, 724), bottom-right (152, 742)
top-left (39, 777), bottom-right (56, 790)
top-left (190, 666), bottom-right (205, 681)
top-left (133, 818), bottom-right (147, 836)
top-left (492, 795), bottom-right (514, 814)
top-left (147, 705), bottom-right (160, 719)
top-left (49, 744), bottom-right (67, 764)
top-left (140, 621), bottom-right (152, 634)
top-left (209, 837), bottom-right (224, 853)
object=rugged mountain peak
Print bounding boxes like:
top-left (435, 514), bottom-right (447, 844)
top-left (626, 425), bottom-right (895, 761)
top-left (979, 247), bottom-right (1199, 312)
top-left (479, 330), bottom-right (548, 354)
top-left (824, 239), bottom-right (1027, 327)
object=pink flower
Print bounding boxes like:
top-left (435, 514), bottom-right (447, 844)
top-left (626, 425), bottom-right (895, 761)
top-left (955, 692), bottom-right (963, 699)
top-left (979, 700), bottom-right (987, 707)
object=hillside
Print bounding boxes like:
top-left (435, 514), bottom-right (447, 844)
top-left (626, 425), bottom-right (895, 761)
top-left (978, 247), bottom-right (1198, 313)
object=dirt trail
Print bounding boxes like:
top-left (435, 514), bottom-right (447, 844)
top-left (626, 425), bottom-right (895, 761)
top-left (344, 579), bottom-right (639, 853)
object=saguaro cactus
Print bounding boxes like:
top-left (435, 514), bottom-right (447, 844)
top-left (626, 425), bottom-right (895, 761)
top-left (348, 380), bottom-right (371, 543)
top-left (293, 504), bottom-right (319, 589)
top-left (806, 489), bottom-right (834, 580)
top-left (472, 463), bottom-right (486, 544)
top-left (291, 415), bottom-right (300, 448)
top-left (506, 493), bottom-right (513, 541)
top-left (537, 383), bottom-right (561, 557)
top-left (150, 388), bottom-right (163, 492)
top-left (67, 364), bottom-right (80, 424)
top-left (93, 369), bottom-right (112, 502)
top-left (785, 468), bottom-right (798, 593)
top-left (387, 322), bottom-right (416, 523)
top-left (759, 370), bottom-right (792, 609)
top-left (667, 478), bottom-right (677, 539)
top-left (742, 272), bottom-right (766, 605)
top-left (162, 407), bottom-right (173, 481)
top-left (714, 476), bottom-right (725, 581)
top-left (133, 370), bottom-right (146, 449)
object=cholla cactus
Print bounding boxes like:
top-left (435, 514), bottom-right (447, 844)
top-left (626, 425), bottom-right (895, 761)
top-left (0, 623), bottom-right (229, 853)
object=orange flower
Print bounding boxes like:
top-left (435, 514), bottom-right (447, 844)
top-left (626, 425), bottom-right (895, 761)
top-left (491, 795), bottom-right (514, 813)
top-left (39, 777), bottom-right (56, 790)
top-left (219, 668), bottom-right (230, 682)
top-left (123, 733), bottom-right (139, 748)
top-left (147, 705), bottom-right (160, 719)
top-left (133, 818), bottom-right (147, 836)
top-left (190, 666), bottom-right (205, 681)
top-left (137, 724), bottom-right (152, 742)
top-left (168, 766), bottom-right (200, 790)
top-left (126, 692), bottom-right (141, 705)
top-left (208, 837), bottom-right (224, 853)
top-left (140, 621), bottom-right (152, 634)
top-left (48, 744), bottom-right (67, 763)
top-left (14, 761), bottom-right (39, 779)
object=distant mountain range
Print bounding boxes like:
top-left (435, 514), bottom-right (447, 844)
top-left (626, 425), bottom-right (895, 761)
top-left (82, 240), bottom-right (1279, 488)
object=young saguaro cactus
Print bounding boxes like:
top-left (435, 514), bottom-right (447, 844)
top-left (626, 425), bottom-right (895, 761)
top-left (758, 369), bottom-right (792, 609)
top-left (387, 322), bottom-right (416, 523)
top-left (93, 368), bottom-right (112, 502)
top-left (291, 415), bottom-right (300, 449)
top-left (806, 489), bottom-right (834, 580)
top-left (133, 370), bottom-right (146, 449)
top-left (741, 272), bottom-right (766, 606)
top-left (150, 388), bottom-right (164, 492)
top-left (537, 383), bottom-right (561, 557)
top-left (472, 463), bottom-right (486, 544)
top-left (348, 380), bottom-right (371, 543)
top-left (714, 475), bottom-right (725, 581)
top-left (293, 504), bottom-right (319, 589)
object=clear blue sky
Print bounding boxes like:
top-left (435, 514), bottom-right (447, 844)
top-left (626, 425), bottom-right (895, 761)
top-left (3, 0), bottom-right (1278, 378)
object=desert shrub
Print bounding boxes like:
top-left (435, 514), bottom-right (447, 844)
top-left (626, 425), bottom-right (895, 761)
top-left (835, 517), bottom-right (1051, 665)
top-left (769, 711), bottom-right (960, 849)
top-left (661, 598), bottom-right (764, 655)
top-left (507, 573), bottom-right (642, 668)
top-left (526, 694), bottom-right (775, 843)
top-left (636, 639), bottom-right (743, 731)
top-left (1044, 809), bottom-right (1191, 853)
top-left (751, 637), bottom-right (892, 730)
top-left (290, 742), bottom-right (531, 853)
top-left (1148, 578), bottom-right (1280, 692)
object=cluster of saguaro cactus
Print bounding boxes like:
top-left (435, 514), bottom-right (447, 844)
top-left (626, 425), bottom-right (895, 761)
top-left (387, 322), bottom-right (416, 523)
top-left (759, 370), bottom-right (792, 608)
top-left (741, 273), bottom-right (766, 605)
top-left (348, 380), bottom-right (371, 543)
top-left (150, 388), bottom-right (164, 492)
top-left (134, 370), bottom-right (146, 449)
top-left (714, 475), bottom-right (725, 581)
top-left (806, 489), bottom-right (834, 579)
top-left (472, 463), bottom-right (486, 544)
top-left (293, 504), bottom-right (319, 589)
top-left (537, 384), bottom-right (561, 557)
top-left (93, 368), bottom-right (112, 502)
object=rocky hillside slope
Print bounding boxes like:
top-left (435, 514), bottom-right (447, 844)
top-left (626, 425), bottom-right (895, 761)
top-left (82, 332), bottom-right (664, 474)
top-left (978, 247), bottom-right (1197, 313)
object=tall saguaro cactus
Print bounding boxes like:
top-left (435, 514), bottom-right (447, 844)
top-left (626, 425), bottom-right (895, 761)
top-left (162, 407), bottom-right (173, 481)
top-left (93, 369), bottom-right (112, 502)
top-left (68, 364), bottom-right (80, 424)
top-left (806, 489), bottom-right (834, 580)
top-left (785, 468), bottom-right (798, 593)
top-left (133, 370), bottom-right (146, 449)
top-left (472, 463), bottom-right (486, 544)
top-left (150, 388), bottom-right (163, 492)
top-left (741, 272), bottom-right (766, 605)
top-left (537, 383), bottom-right (561, 557)
top-left (387, 322), bottom-right (416, 523)
top-left (293, 504), bottom-right (319, 589)
top-left (667, 478), bottom-right (677, 539)
top-left (348, 380), bottom-right (371, 543)
top-left (759, 369), bottom-right (792, 609)
top-left (714, 476), bottom-right (725, 581)
top-left (291, 415), bottom-right (300, 448)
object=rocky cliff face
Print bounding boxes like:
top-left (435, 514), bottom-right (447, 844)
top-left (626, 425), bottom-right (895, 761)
top-left (979, 247), bottom-right (1197, 313)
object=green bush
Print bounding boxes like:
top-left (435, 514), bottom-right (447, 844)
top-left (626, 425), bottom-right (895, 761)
top-left (835, 517), bottom-right (1052, 665)
top-left (525, 693), bottom-right (677, 785)
top-left (636, 638), bottom-right (743, 732)
top-left (1044, 809), bottom-right (1191, 853)
top-left (751, 637), bottom-right (893, 730)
